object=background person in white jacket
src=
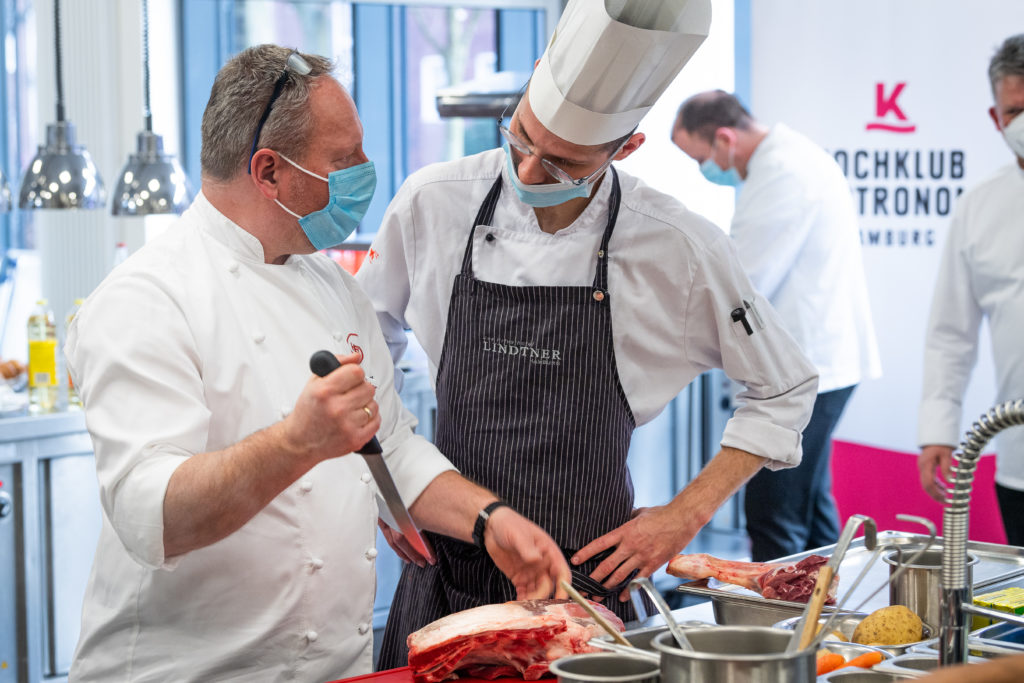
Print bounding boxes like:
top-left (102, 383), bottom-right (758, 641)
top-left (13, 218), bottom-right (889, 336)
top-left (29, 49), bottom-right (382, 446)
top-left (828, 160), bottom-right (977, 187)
top-left (65, 44), bottom-right (569, 682)
top-left (918, 33), bottom-right (1024, 546)
top-left (673, 91), bottom-right (882, 561)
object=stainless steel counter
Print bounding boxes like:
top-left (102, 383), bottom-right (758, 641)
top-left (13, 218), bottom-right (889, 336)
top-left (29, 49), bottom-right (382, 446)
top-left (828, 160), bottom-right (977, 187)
top-left (0, 410), bottom-right (100, 683)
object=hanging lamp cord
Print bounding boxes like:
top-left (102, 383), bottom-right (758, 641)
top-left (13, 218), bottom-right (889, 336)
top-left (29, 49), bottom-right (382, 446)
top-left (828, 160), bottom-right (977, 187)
top-left (142, 0), bottom-right (152, 132)
top-left (54, 0), bottom-right (65, 122)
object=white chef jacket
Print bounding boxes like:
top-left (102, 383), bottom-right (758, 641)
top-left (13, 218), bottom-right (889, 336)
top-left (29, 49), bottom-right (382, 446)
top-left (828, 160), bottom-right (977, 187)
top-left (356, 148), bottom-right (818, 469)
top-left (64, 192), bottom-right (455, 682)
top-left (918, 163), bottom-right (1024, 491)
top-left (732, 124), bottom-right (882, 394)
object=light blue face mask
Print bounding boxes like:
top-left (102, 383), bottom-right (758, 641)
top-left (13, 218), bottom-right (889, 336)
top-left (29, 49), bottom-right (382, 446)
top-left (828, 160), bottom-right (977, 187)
top-left (275, 153), bottom-right (377, 250)
top-left (699, 140), bottom-right (742, 187)
top-left (503, 143), bottom-right (593, 208)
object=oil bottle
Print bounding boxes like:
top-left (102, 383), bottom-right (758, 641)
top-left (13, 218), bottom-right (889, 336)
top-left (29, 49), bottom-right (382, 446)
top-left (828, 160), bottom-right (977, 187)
top-left (27, 299), bottom-right (58, 414)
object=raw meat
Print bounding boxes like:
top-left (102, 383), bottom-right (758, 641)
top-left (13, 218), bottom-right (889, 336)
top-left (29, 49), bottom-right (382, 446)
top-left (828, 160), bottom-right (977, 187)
top-left (667, 553), bottom-right (838, 604)
top-left (407, 599), bottom-right (625, 682)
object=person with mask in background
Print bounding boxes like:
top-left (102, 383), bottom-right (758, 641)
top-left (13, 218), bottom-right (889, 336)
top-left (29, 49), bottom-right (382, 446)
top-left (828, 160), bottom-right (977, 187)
top-left (64, 44), bottom-right (570, 682)
top-left (356, 0), bottom-right (818, 666)
top-left (672, 91), bottom-right (881, 562)
top-left (918, 33), bottom-right (1024, 546)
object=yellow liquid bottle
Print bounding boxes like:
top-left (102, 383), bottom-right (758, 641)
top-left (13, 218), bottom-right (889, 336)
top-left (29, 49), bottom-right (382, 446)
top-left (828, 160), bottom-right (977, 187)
top-left (27, 299), bottom-right (58, 414)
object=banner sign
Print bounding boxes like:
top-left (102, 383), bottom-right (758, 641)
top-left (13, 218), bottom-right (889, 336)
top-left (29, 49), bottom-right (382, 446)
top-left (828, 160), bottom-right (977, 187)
top-left (748, 1), bottom-right (1024, 454)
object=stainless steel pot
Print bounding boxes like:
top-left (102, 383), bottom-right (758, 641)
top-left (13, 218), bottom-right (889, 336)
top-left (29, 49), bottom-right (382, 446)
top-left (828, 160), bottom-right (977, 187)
top-left (651, 627), bottom-right (816, 683)
top-left (549, 653), bottom-right (660, 683)
top-left (883, 548), bottom-right (978, 631)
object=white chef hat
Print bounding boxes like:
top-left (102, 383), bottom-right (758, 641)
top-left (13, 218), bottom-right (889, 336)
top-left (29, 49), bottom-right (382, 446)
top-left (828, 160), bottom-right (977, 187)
top-left (529, 0), bottom-right (711, 146)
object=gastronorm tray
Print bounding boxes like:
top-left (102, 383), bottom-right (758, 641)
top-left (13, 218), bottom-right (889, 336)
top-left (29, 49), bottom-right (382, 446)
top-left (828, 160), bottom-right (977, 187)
top-left (674, 531), bottom-right (1024, 627)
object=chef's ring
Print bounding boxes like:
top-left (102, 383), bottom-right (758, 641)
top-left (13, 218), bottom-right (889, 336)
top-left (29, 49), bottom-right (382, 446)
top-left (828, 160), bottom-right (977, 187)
top-left (362, 405), bottom-right (374, 420)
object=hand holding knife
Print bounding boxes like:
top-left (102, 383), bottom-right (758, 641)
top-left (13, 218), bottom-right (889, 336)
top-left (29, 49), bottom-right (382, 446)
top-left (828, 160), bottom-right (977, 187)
top-left (308, 350), bottom-right (436, 564)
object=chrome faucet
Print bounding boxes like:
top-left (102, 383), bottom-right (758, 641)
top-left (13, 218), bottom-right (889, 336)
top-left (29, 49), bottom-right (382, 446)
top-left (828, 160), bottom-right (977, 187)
top-left (940, 398), bottom-right (1024, 665)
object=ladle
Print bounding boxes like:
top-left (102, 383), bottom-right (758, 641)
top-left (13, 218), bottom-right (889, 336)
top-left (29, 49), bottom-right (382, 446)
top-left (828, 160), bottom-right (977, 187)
top-left (788, 514), bottom-right (877, 652)
top-left (807, 514), bottom-right (937, 652)
top-left (629, 576), bottom-right (694, 651)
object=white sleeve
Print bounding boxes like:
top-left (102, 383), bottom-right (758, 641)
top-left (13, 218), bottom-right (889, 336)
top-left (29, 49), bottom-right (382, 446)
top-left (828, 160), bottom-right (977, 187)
top-left (731, 168), bottom-right (816, 300)
top-left (65, 275), bottom-right (201, 571)
top-left (356, 182), bottom-right (417, 389)
top-left (917, 205), bottom-right (983, 448)
top-left (346, 273), bottom-right (457, 507)
top-left (683, 236), bottom-right (819, 469)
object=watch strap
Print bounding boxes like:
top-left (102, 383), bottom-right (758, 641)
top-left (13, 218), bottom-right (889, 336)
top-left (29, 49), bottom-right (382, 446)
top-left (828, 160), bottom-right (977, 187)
top-left (472, 501), bottom-right (510, 549)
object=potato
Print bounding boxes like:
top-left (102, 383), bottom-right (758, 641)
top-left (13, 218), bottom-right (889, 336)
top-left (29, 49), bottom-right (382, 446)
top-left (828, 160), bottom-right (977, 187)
top-left (852, 605), bottom-right (924, 645)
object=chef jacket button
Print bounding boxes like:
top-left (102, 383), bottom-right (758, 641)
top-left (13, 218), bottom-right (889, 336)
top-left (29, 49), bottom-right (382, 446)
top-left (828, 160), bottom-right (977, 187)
top-left (227, 261), bottom-right (240, 274)
top-left (253, 332), bottom-right (266, 344)
top-left (360, 472), bottom-right (372, 484)
top-left (311, 557), bottom-right (324, 570)
top-left (358, 623), bottom-right (370, 635)
top-left (365, 547), bottom-right (378, 560)
top-left (306, 630), bottom-right (319, 642)
top-left (300, 480), bottom-right (313, 493)
top-left (485, 233), bottom-right (495, 242)
top-left (333, 331), bottom-right (344, 341)
top-left (280, 406), bottom-right (290, 419)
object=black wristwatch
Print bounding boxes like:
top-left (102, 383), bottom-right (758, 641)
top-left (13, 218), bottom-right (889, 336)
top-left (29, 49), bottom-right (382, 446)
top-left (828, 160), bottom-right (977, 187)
top-left (472, 501), bottom-right (510, 549)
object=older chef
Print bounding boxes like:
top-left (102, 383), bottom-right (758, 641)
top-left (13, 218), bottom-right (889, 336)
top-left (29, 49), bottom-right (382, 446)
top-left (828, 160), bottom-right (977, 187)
top-left (65, 44), bottom-right (569, 682)
top-left (356, 0), bottom-right (818, 667)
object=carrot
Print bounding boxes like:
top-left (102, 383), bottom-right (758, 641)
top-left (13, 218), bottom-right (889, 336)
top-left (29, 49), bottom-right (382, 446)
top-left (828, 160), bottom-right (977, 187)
top-left (839, 651), bottom-right (885, 669)
top-left (816, 652), bottom-right (846, 675)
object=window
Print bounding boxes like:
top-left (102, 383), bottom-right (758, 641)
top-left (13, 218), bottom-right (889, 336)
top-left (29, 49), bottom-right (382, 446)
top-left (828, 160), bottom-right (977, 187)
top-left (179, 0), bottom-right (556, 238)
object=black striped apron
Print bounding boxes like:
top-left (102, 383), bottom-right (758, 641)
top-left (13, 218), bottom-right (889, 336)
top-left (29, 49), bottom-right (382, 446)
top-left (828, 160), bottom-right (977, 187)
top-left (379, 171), bottom-right (638, 669)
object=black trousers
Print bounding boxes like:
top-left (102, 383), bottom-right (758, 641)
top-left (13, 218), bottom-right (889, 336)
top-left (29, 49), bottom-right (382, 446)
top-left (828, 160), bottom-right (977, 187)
top-left (744, 385), bottom-right (856, 562)
top-left (996, 483), bottom-right (1024, 546)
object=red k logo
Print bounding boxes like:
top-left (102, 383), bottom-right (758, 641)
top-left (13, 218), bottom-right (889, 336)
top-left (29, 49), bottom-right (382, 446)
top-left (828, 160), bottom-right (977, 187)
top-left (866, 83), bottom-right (917, 133)
top-left (347, 333), bottom-right (364, 363)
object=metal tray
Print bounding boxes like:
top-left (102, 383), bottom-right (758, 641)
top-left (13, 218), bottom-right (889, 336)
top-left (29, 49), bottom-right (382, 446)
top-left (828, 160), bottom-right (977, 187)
top-left (674, 531), bottom-right (1024, 628)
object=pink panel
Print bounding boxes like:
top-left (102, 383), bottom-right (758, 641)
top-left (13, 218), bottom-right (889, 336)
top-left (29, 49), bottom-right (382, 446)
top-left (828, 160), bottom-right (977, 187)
top-left (831, 440), bottom-right (1007, 544)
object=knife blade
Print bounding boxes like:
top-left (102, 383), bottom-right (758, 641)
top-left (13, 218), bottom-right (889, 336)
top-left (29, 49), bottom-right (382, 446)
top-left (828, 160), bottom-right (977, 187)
top-left (309, 350), bottom-right (436, 564)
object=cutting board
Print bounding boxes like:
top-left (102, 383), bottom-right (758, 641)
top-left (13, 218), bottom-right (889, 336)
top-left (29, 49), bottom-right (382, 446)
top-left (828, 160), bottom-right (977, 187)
top-left (326, 666), bottom-right (529, 683)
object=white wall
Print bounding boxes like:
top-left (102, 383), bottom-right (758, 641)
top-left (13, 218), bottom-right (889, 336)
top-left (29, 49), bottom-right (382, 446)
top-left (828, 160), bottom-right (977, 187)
top-left (616, 0), bottom-right (736, 231)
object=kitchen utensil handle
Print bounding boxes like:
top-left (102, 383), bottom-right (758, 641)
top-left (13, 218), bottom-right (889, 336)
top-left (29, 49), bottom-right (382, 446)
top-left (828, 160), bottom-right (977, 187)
top-left (797, 564), bottom-right (834, 650)
top-left (560, 580), bottom-right (633, 647)
top-left (309, 350), bottom-right (382, 455)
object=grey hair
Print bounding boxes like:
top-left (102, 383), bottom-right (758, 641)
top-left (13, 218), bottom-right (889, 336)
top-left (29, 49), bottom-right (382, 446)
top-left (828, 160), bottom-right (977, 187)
top-left (989, 34), bottom-right (1024, 95)
top-left (201, 44), bottom-right (334, 180)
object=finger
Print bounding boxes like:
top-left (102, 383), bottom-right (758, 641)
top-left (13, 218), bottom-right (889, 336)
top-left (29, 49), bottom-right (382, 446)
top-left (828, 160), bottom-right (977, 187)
top-left (589, 547), bottom-right (629, 584)
top-left (572, 533), bottom-right (618, 566)
top-left (334, 351), bottom-right (363, 367)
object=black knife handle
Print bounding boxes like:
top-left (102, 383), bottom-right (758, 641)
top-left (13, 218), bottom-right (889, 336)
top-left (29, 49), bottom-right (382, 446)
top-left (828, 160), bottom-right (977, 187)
top-left (309, 350), bottom-right (383, 455)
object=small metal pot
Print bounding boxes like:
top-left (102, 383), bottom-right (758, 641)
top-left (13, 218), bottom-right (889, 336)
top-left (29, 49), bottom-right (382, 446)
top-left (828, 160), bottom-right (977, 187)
top-left (651, 627), bottom-right (816, 683)
top-left (883, 548), bottom-right (978, 631)
top-left (549, 653), bottom-right (660, 683)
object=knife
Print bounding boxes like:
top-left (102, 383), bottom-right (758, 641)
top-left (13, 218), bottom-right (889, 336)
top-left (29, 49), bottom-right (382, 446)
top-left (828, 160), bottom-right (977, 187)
top-left (309, 350), bottom-right (436, 564)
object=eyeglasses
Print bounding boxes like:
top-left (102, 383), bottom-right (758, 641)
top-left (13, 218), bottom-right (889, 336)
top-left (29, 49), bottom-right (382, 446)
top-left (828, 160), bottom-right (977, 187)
top-left (496, 92), bottom-right (631, 187)
top-left (247, 51), bottom-right (313, 175)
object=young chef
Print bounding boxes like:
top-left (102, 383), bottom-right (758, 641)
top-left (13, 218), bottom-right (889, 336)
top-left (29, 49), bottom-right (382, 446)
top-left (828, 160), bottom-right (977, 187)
top-left (355, 0), bottom-right (818, 667)
top-left (65, 45), bottom-right (569, 682)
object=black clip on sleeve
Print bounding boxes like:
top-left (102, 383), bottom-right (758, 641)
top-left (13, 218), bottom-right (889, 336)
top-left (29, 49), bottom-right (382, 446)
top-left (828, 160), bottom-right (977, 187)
top-left (309, 349), bottom-right (383, 455)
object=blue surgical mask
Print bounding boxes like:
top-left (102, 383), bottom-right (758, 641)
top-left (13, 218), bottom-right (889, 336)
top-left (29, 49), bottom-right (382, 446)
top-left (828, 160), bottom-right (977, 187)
top-left (275, 154), bottom-right (377, 250)
top-left (503, 143), bottom-right (593, 208)
top-left (699, 140), bottom-right (742, 187)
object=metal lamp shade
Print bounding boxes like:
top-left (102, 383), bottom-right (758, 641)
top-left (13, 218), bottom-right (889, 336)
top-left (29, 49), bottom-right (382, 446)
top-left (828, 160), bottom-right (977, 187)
top-left (112, 131), bottom-right (193, 216)
top-left (19, 121), bottom-right (106, 210)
